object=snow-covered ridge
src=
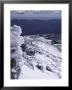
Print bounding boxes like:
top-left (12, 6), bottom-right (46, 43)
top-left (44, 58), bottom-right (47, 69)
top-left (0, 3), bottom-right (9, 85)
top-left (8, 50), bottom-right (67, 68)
top-left (11, 25), bottom-right (62, 79)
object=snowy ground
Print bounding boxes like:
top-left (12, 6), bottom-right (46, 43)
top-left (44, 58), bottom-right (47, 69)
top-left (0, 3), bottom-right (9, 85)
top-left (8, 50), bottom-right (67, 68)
top-left (11, 25), bottom-right (62, 79)
top-left (19, 65), bottom-right (59, 79)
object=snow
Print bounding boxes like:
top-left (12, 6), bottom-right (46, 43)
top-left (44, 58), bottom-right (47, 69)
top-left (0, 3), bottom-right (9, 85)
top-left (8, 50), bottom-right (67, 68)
top-left (19, 64), bottom-right (59, 79)
top-left (11, 25), bottom-right (62, 79)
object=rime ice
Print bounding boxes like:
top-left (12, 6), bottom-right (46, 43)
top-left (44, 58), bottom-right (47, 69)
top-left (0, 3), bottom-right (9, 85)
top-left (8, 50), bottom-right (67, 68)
top-left (11, 25), bottom-right (62, 79)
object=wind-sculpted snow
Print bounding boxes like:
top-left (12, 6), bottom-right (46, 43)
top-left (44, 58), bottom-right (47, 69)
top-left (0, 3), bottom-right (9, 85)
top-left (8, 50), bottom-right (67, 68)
top-left (11, 25), bottom-right (62, 79)
top-left (11, 25), bottom-right (24, 79)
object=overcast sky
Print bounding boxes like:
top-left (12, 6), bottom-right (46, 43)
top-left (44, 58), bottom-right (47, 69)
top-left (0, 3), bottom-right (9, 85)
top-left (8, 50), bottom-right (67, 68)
top-left (11, 10), bottom-right (61, 20)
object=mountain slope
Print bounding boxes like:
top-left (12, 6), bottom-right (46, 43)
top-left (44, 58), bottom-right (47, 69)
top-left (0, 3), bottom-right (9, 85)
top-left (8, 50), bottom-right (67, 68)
top-left (11, 25), bottom-right (61, 79)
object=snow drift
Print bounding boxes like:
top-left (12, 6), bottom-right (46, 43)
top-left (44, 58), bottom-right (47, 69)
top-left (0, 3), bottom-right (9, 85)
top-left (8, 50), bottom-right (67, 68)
top-left (11, 25), bottom-right (62, 79)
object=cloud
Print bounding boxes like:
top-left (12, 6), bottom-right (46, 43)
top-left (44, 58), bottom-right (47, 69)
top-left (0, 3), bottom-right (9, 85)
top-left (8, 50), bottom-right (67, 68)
top-left (11, 10), bottom-right (61, 20)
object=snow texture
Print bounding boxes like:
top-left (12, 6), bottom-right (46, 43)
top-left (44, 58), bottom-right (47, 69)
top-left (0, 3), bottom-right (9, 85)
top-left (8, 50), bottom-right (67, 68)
top-left (11, 25), bottom-right (62, 79)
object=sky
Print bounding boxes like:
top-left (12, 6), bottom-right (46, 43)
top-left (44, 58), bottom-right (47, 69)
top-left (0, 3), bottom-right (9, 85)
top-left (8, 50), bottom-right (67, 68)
top-left (11, 10), bottom-right (61, 35)
top-left (11, 10), bottom-right (61, 20)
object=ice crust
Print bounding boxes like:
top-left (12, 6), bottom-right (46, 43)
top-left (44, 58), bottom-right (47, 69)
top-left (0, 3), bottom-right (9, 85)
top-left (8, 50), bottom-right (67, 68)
top-left (11, 25), bottom-right (62, 79)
